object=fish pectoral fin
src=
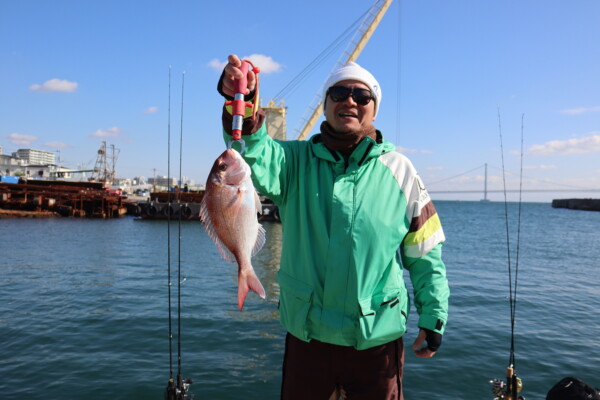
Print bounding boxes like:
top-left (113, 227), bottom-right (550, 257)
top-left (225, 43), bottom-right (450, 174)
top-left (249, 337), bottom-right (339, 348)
top-left (254, 191), bottom-right (262, 215)
top-left (199, 198), bottom-right (236, 263)
top-left (251, 224), bottom-right (266, 257)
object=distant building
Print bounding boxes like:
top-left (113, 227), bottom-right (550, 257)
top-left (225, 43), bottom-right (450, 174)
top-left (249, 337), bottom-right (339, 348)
top-left (1, 148), bottom-right (65, 178)
top-left (179, 176), bottom-right (195, 186)
top-left (14, 148), bottom-right (55, 165)
top-left (132, 176), bottom-right (147, 185)
top-left (0, 153), bottom-right (23, 175)
top-left (148, 176), bottom-right (177, 187)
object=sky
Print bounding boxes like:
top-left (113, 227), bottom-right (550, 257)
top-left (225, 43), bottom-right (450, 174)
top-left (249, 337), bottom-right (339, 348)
top-left (1, 0), bottom-right (599, 202)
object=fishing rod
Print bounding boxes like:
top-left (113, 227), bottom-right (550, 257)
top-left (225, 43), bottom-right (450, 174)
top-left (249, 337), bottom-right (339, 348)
top-left (490, 111), bottom-right (525, 400)
top-left (166, 64), bottom-right (174, 390)
top-left (165, 69), bottom-right (193, 400)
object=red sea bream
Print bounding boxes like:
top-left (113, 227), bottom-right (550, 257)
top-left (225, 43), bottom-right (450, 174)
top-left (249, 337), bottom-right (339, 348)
top-left (200, 148), bottom-right (266, 310)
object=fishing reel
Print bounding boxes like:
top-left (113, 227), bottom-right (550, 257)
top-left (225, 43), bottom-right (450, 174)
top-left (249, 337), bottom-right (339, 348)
top-left (490, 366), bottom-right (524, 400)
top-left (165, 375), bottom-right (193, 400)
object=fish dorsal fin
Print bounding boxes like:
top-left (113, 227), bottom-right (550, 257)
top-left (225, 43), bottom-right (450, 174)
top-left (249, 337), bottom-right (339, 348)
top-left (252, 224), bottom-right (266, 257)
top-left (199, 196), bottom-right (236, 263)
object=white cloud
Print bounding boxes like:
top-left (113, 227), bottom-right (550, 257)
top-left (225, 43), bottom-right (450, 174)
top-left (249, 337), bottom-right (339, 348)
top-left (7, 133), bottom-right (38, 146)
top-left (44, 141), bottom-right (69, 148)
top-left (244, 54), bottom-right (282, 73)
top-left (523, 164), bottom-right (557, 170)
top-left (89, 127), bottom-right (123, 138)
top-left (397, 146), bottom-right (416, 153)
top-left (528, 133), bottom-right (600, 155)
top-left (144, 106), bottom-right (158, 114)
top-left (29, 78), bottom-right (78, 93)
top-left (560, 106), bottom-right (600, 115)
top-left (208, 58), bottom-right (227, 72)
top-left (396, 145), bottom-right (433, 154)
top-left (207, 54), bottom-right (282, 74)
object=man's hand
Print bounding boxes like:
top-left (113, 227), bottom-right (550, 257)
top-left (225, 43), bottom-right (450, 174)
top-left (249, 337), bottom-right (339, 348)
top-left (220, 54), bottom-right (257, 97)
top-left (411, 329), bottom-right (442, 358)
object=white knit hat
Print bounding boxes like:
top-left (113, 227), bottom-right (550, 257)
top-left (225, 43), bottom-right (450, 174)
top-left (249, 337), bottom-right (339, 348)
top-left (322, 61), bottom-right (382, 118)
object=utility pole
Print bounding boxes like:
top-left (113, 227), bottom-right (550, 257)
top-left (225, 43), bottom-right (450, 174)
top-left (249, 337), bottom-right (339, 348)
top-left (153, 168), bottom-right (157, 192)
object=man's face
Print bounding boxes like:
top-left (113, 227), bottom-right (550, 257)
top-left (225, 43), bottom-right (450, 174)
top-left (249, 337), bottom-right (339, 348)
top-left (324, 79), bottom-right (376, 134)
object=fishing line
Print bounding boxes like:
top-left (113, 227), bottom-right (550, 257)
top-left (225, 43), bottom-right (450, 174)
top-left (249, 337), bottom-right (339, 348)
top-left (395, 0), bottom-right (402, 146)
top-left (510, 114), bottom-right (525, 367)
top-left (164, 67), bottom-right (192, 400)
top-left (493, 108), bottom-right (525, 400)
top-left (177, 71), bottom-right (185, 379)
top-left (497, 108), bottom-right (517, 367)
top-left (167, 65), bottom-right (174, 380)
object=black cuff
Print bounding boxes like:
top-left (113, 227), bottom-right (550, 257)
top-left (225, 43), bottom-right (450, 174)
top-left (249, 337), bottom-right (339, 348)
top-left (424, 329), bottom-right (442, 352)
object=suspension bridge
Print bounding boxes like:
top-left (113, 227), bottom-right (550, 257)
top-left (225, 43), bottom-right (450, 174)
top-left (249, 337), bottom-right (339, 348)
top-left (425, 163), bottom-right (600, 201)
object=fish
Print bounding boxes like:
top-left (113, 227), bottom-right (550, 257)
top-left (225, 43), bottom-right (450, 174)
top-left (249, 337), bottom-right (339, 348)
top-left (199, 148), bottom-right (266, 310)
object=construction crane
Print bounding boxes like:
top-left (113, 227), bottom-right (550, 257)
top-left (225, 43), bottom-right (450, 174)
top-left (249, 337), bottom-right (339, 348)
top-left (91, 141), bottom-right (119, 185)
top-left (295, 0), bottom-right (393, 141)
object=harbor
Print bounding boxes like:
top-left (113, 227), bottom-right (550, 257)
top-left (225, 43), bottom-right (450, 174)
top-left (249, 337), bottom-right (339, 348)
top-left (0, 179), bottom-right (281, 221)
top-left (2, 201), bottom-right (599, 399)
top-left (2, 0), bottom-right (600, 398)
top-left (0, 140), bottom-right (277, 222)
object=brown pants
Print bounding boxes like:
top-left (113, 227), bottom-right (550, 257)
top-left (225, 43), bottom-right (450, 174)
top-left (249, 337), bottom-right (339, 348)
top-left (281, 333), bottom-right (404, 400)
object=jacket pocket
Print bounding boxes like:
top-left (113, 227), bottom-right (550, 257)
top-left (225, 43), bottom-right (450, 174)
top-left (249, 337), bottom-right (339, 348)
top-left (277, 270), bottom-right (313, 341)
top-left (356, 289), bottom-right (407, 350)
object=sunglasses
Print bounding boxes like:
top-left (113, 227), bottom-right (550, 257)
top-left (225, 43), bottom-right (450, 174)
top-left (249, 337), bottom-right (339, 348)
top-left (327, 86), bottom-right (374, 106)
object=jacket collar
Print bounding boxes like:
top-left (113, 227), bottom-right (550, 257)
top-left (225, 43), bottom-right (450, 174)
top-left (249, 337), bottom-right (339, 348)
top-left (310, 130), bottom-right (393, 167)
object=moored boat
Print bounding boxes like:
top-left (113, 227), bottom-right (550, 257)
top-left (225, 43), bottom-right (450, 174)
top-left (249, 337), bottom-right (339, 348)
top-left (136, 190), bottom-right (280, 221)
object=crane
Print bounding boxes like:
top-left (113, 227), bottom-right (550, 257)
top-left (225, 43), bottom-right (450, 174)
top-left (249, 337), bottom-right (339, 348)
top-left (295, 0), bottom-right (393, 141)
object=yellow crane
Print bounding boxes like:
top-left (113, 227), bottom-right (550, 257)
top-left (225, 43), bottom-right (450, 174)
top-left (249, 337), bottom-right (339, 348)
top-left (295, 0), bottom-right (393, 141)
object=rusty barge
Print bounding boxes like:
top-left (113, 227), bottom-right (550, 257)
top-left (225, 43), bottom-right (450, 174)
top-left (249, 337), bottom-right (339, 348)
top-left (0, 179), bottom-right (127, 218)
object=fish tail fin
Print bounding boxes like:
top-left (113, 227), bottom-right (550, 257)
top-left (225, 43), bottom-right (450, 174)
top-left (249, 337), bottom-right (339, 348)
top-left (237, 269), bottom-right (266, 311)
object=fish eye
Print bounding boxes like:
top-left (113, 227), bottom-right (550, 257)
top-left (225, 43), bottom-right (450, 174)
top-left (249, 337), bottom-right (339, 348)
top-left (218, 164), bottom-right (227, 171)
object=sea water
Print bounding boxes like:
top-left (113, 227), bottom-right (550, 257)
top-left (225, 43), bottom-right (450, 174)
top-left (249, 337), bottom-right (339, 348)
top-left (1, 201), bottom-right (599, 399)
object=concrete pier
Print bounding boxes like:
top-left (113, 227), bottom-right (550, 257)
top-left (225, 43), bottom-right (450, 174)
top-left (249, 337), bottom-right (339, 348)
top-left (551, 198), bottom-right (600, 211)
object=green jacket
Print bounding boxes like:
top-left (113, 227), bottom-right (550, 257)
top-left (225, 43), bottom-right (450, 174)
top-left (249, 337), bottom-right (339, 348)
top-left (223, 121), bottom-right (449, 350)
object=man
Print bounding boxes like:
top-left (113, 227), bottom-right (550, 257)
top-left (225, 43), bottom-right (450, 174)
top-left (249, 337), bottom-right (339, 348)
top-left (218, 54), bottom-right (449, 400)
